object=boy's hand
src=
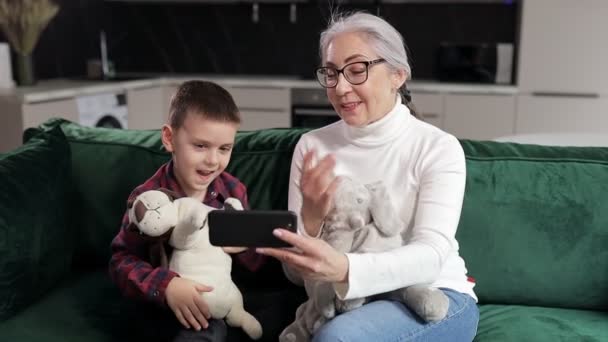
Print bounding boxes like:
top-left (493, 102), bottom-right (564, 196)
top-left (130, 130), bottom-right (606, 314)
top-left (222, 246), bottom-right (247, 254)
top-left (166, 277), bottom-right (213, 330)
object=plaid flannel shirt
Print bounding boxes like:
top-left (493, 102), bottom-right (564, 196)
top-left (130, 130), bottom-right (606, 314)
top-left (109, 161), bottom-right (266, 306)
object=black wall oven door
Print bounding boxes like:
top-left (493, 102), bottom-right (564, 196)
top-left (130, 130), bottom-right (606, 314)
top-left (291, 88), bottom-right (340, 129)
top-left (292, 106), bottom-right (340, 128)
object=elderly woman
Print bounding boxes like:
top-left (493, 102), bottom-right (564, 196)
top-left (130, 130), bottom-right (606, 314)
top-left (257, 12), bottom-right (479, 342)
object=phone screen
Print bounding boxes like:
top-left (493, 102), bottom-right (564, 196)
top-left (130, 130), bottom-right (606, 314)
top-left (208, 210), bottom-right (297, 248)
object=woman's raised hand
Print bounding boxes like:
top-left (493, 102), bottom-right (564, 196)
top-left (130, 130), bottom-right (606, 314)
top-left (300, 150), bottom-right (341, 236)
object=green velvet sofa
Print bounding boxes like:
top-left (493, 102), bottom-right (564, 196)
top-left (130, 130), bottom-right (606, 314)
top-left (0, 118), bottom-right (606, 342)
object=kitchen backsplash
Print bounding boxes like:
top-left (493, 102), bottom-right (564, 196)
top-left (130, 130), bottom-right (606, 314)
top-left (0, 0), bottom-right (518, 81)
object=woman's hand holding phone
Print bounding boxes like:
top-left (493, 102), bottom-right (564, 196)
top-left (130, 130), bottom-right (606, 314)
top-left (256, 229), bottom-right (349, 283)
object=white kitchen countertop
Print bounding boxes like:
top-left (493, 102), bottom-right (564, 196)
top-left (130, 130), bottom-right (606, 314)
top-left (0, 75), bottom-right (518, 104)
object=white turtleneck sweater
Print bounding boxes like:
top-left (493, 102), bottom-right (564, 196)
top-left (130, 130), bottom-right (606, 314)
top-left (287, 98), bottom-right (477, 302)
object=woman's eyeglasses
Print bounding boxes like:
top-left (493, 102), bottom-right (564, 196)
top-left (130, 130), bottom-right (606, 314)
top-left (315, 59), bottom-right (386, 88)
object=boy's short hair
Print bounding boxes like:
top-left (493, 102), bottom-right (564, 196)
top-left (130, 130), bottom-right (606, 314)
top-left (168, 80), bottom-right (241, 128)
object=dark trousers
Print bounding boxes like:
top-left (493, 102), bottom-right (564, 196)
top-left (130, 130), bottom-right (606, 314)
top-left (133, 303), bottom-right (227, 342)
top-left (172, 320), bottom-right (227, 342)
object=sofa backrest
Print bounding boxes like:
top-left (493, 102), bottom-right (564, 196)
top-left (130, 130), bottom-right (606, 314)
top-left (458, 140), bottom-right (608, 311)
top-left (23, 119), bottom-right (608, 311)
top-left (24, 119), bottom-right (307, 270)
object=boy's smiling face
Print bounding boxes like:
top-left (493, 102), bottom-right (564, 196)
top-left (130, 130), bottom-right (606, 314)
top-left (162, 111), bottom-right (238, 201)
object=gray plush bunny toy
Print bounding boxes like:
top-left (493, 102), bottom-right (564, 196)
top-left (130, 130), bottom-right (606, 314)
top-left (280, 177), bottom-right (449, 342)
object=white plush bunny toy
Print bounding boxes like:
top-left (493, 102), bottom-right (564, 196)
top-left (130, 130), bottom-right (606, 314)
top-left (128, 189), bottom-right (262, 340)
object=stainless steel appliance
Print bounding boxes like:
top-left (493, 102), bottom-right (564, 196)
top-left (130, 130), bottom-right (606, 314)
top-left (291, 88), bottom-right (340, 128)
top-left (76, 92), bottom-right (128, 129)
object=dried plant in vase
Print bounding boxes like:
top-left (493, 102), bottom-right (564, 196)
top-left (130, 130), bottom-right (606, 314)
top-left (0, 0), bottom-right (59, 85)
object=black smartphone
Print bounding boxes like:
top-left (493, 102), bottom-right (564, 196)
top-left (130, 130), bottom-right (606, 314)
top-left (208, 210), bottom-right (298, 248)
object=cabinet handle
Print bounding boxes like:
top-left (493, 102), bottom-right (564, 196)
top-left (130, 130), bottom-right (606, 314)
top-left (293, 108), bottom-right (336, 116)
top-left (532, 92), bottom-right (599, 98)
top-left (240, 107), bottom-right (286, 113)
top-left (27, 95), bottom-right (74, 104)
top-left (231, 85), bottom-right (286, 91)
top-left (421, 112), bottom-right (440, 119)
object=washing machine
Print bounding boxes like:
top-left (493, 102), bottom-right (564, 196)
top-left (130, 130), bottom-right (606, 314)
top-left (75, 92), bottom-right (128, 129)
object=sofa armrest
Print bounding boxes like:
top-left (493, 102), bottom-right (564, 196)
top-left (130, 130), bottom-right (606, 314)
top-left (0, 127), bottom-right (73, 321)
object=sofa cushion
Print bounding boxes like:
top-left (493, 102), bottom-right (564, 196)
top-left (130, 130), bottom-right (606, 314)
top-left (475, 304), bottom-right (608, 342)
top-left (225, 127), bottom-right (309, 210)
top-left (24, 119), bottom-right (171, 269)
top-left (0, 127), bottom-right (72, 321)
top-left (458, 140), bottom-right (608, 311)
top-left (0, 271), bottom-right (306, 342)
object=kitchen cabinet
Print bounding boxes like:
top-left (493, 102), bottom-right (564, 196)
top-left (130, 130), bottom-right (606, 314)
top-left (22, 98), bottom-right (79, 129)
top-left (127, 85), bottom-right (178, 129)
top-left (156, 83), bottom-right (291, 131)
top-left (0, 97), bottom-right (25, 152)
top-left (223, 85), bottom-right (291, 130)
top-left (0, 96), bottom-right (79, 152)
top-left (127, 86), bottom-right (169, 130)
top-left (518, 0), bottom-right (608, 95)
top-left (410, 91), bottom-right (444, 129)
top-left (516, 0), bottom-right (608, 135)
top-left (516, 95), bottom-right (608, 134)
top-left (443, 93), bottom-right (516, 140)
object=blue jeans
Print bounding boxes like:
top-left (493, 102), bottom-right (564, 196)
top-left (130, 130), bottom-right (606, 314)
top-left (312, 288), bottom-right (479, 342)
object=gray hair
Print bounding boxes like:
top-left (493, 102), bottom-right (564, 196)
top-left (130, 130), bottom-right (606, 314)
top-left (319, 12), bottom-right (412, 80)
top-left (319, 12), bottom-right (417, 115)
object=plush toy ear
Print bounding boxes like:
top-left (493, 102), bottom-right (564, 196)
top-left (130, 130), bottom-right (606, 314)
top-left (223, 197), bottom-right (244, 211)
top-left (134, 200), bottom-right (151, 224)
top-left (127, 197), bottom-right (156, 225)
top-left (126, 197), bottom-right (146, 232)
top-left (126, 196), bottom-right (139, 234)
top-left (224, 202), bottom-right (238, 211)
top-left (127, 196), bottom-right (136, 209)
top-left (365, 181), bottom-right (403, 237)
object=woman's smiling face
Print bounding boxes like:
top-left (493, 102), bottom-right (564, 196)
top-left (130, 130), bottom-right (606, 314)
top-left (324, 32), bottom-right (403, 127)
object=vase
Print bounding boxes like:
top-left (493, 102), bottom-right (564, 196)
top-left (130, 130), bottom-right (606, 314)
top-left (16, 53), bottom-right (36, 86)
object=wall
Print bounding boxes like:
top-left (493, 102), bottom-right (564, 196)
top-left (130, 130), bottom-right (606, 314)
top-left (0, 0), bottom-right (105, 80)
top-left (0, 1), bottom-right (518, 82)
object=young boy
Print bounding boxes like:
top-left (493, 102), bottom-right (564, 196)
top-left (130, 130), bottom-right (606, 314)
top-left (109, 80), bottom-right (265, 342)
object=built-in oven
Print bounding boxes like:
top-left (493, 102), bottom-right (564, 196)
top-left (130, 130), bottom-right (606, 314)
top-left (291, 88), bottom-right (340, 128)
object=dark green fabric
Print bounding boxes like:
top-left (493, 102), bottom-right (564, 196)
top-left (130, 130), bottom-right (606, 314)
top-left (475, 305), bottom-right (608, 342)
top-left (458, 140), bottom-right (608, 310)
top-left (24, 119), bottom-right (310, 269)
top-left (460, 139), bottom-right (608, 161)
top-left (0, 272), bottom-right (134, 342)
top-left (25, 119), bottom-right (171, 269)
top-left (13, 120), bottom-right (606, 341)
top-left (227, 128), bottom-right (310, 210)
top-left (0, 127), bottom-right (72, 322)
top-left (0, 271), bottom-right (306, 342)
